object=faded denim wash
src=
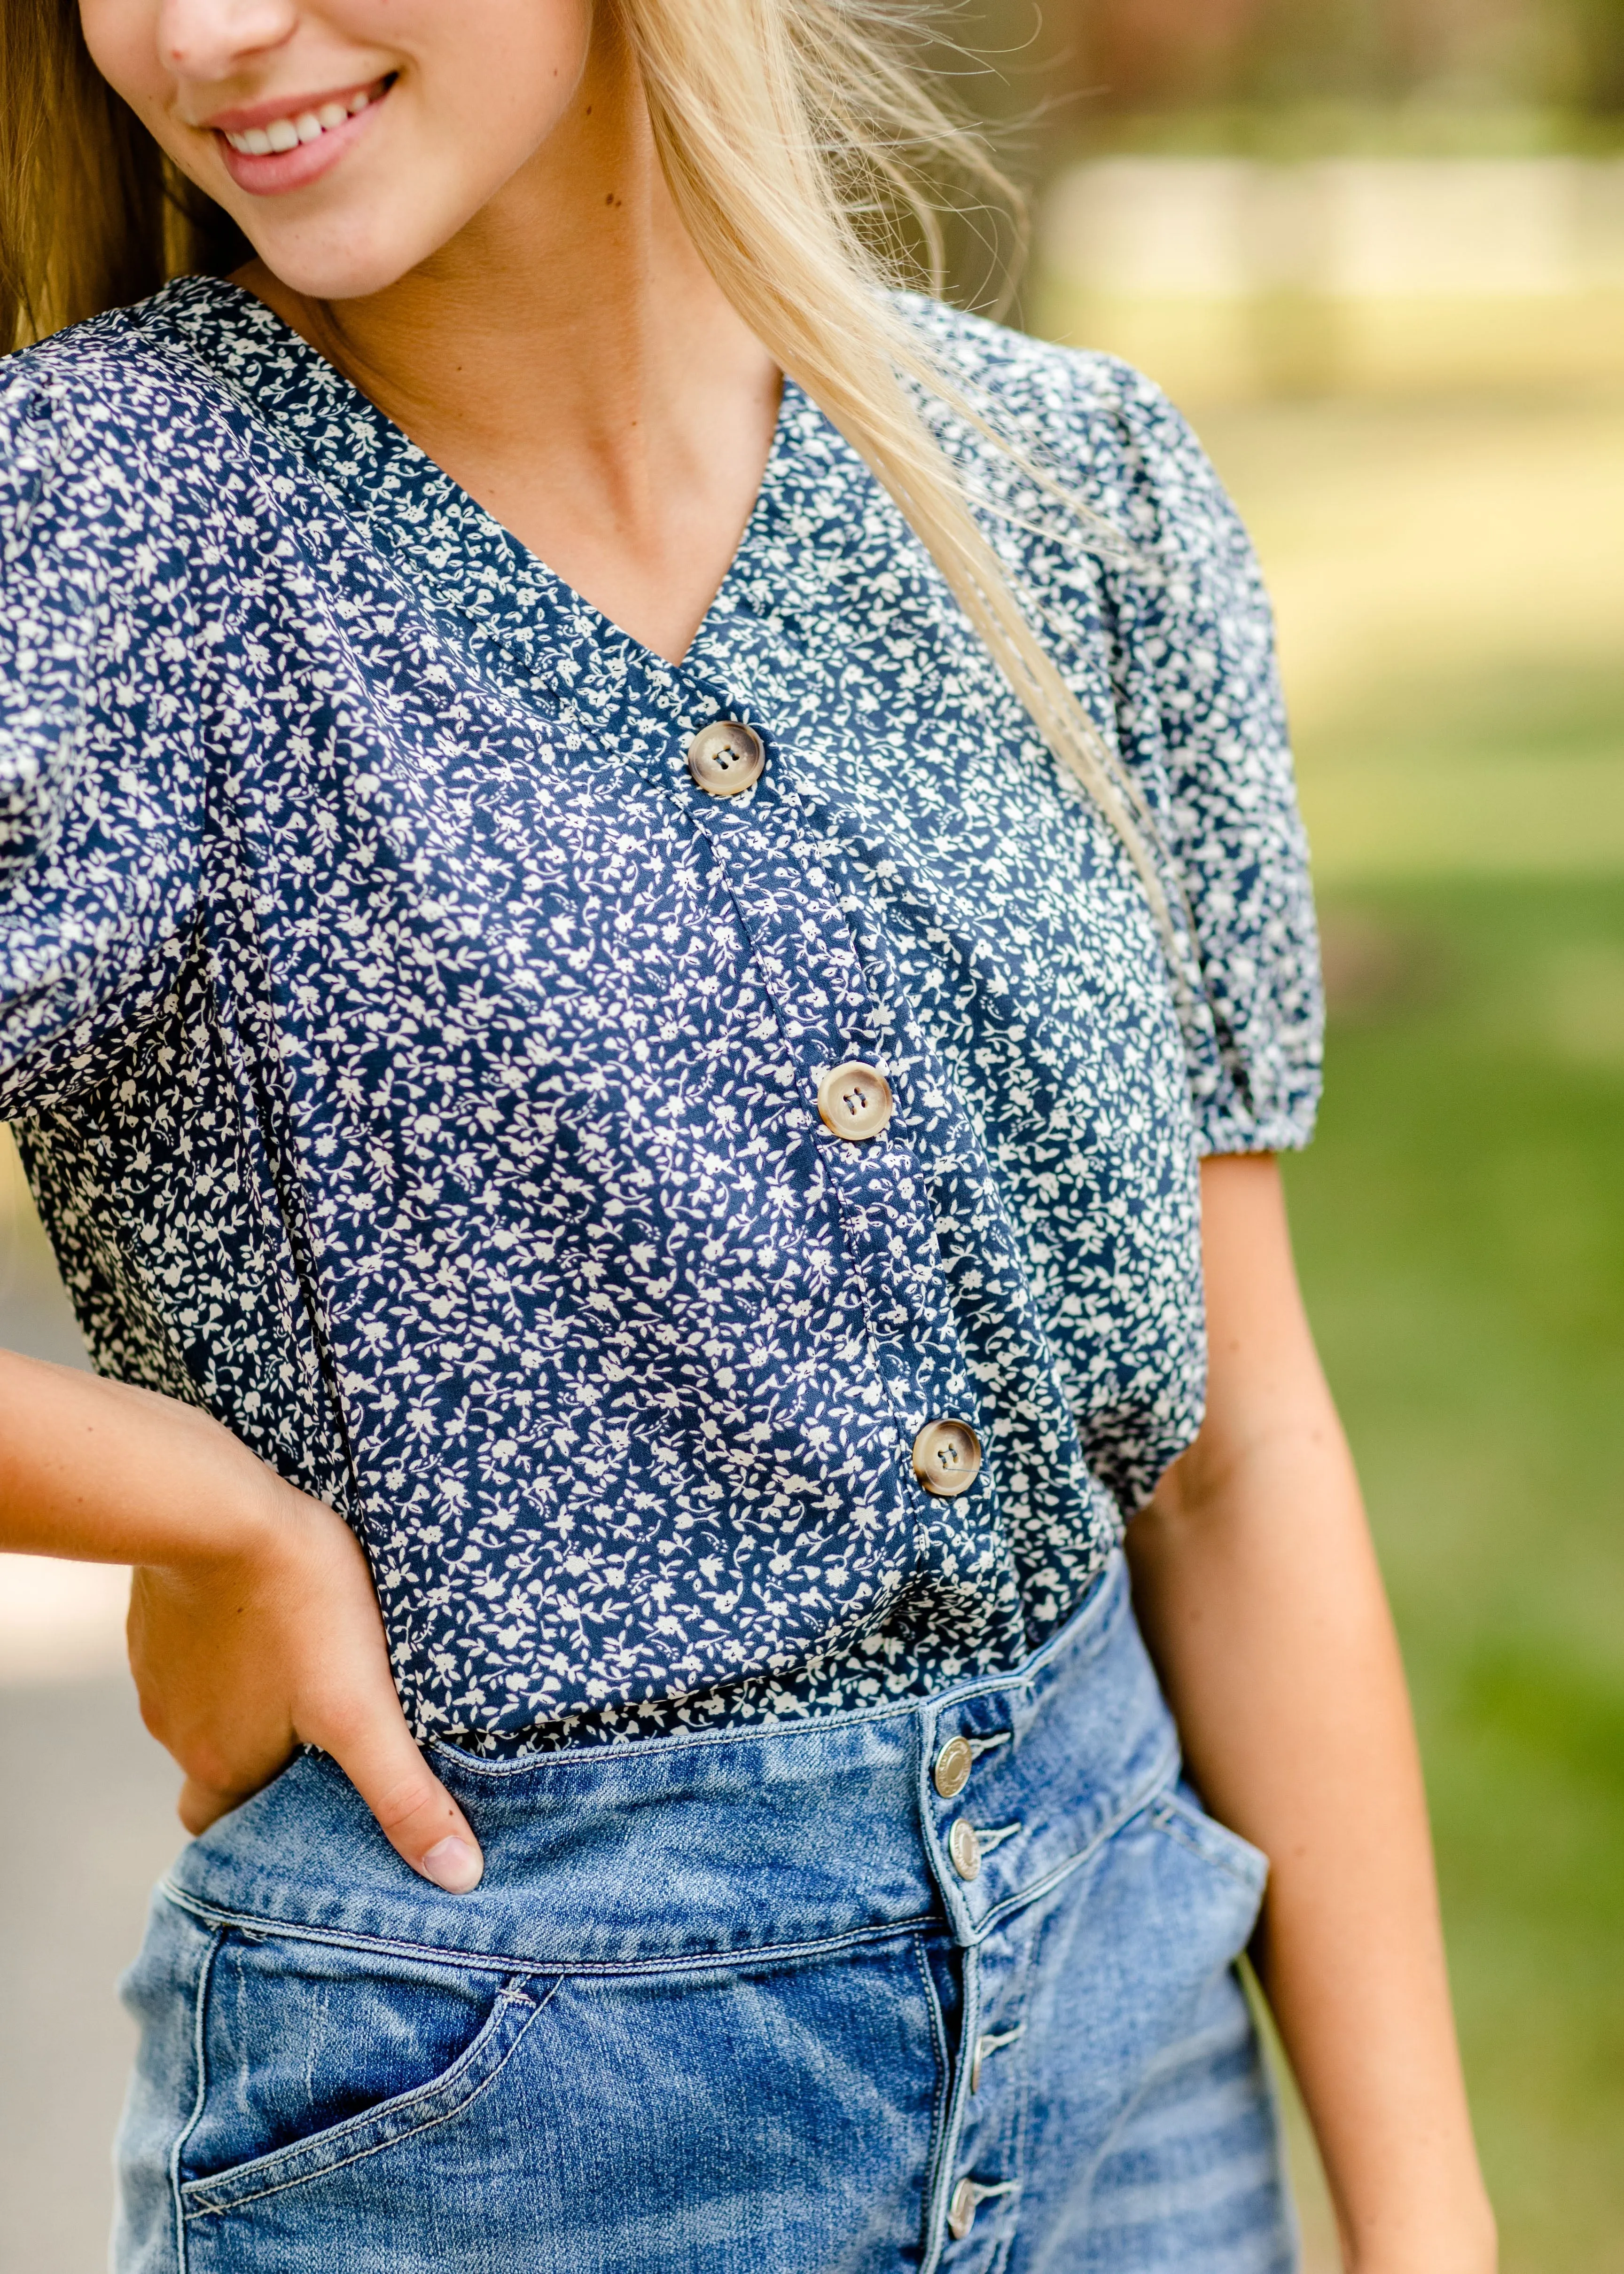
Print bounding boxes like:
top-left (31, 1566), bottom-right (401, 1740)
top-left (115, 1558), bottom-right (1296, 2273)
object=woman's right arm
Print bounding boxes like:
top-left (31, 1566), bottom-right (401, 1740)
top-left (0, 1349), bottom-right (484, 1890)
top-left (0, 368), bottom-right (479, 1890)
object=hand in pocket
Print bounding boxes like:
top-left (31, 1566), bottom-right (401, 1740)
top-left (130, 1482), bottom-right (484, 1894)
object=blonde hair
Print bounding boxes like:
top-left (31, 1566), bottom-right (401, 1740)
top-left (1, 0), bottom-right (1172, 935)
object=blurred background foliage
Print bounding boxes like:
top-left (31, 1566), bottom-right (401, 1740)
top-left (947, 0), bottom-right (1624, 150)
top-left (2, 1), bottom-right (1621, 2267)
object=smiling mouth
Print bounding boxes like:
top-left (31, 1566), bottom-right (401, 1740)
top-left (219, 77), bottom-right (391, 157)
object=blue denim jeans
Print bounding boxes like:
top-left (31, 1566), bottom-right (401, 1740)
top-left (113, 1557), bottom-right (1297, 2272)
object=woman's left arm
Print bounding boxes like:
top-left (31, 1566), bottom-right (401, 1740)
top-left (1126, 1153), bottom-right (1496, 2274)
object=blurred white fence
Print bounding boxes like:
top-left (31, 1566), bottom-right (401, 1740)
top-left (1043, 157), bottom-right (1624, 298)
top-left (1036, 157), bottom-right (1624, 400)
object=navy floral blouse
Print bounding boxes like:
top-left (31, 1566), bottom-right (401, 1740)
top-left (0, 277), bottom-right (1320, 1745)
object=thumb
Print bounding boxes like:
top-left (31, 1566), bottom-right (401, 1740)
top-left (326, 1709), bottom-right (484, 1894)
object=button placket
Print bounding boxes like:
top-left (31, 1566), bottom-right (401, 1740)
top-left (675, 721), bottom-right (876, 1062)
top-left (921, 1705), bottom-right (1023, 1949)
top-left (913, 1726), bottom-right (1031, 2272)
top-left (934, 1908), bottom-right (1031, 2265)
top-left (671, 684), bottom-right (994, 1552)
top-left (819, 1140), bottom-right (974, 1423)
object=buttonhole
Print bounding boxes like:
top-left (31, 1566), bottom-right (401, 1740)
top-left (970, 2022), bottom-right (1024, 2091)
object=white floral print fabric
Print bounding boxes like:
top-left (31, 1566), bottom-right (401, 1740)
top-left (0, 278), bottom-right (1320, 1744)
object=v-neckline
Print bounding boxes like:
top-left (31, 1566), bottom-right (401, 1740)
top-left (146, 274), bottom-right (806, 688)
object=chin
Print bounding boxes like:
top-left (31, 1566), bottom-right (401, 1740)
top-left (238, 218), bottom-right (445, 305)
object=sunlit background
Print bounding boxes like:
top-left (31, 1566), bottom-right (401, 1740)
top-left (2, 0), bottom-right (1622, 2266)
top-left (1023, 7), bottom-right (1624, 2263)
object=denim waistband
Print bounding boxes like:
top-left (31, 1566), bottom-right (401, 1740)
top-left (163, 1554), bottom-right (1179, 1971)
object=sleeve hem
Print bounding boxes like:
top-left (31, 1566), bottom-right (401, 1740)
top-left (1194, 1108), bottom-right (1319, 1157)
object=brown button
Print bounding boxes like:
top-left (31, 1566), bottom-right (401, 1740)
top-left (685, 721), bottom-right (765, 797)
top-left (948, 1818), bottom-right (982, 1881)
top-left (932, 1734), bottom-right (973, 1799)
top-left (911, 1419), bottom-right (982, 1498)
top-left (815, 1060), bottom-right (893, 1142)
top-left (946, 2177), bottom-right (979, 2240)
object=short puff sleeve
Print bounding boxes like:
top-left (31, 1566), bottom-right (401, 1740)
top-left (0, 349), bottom-right (203, 1115)
top-left (1084, 362), bottom-right (1322, 1153)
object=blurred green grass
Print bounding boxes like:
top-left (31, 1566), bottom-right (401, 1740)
top-left (1284, 876), bottom-right (1624, 2272)
top-left (1183, 386), bottom-right (1624, 2271)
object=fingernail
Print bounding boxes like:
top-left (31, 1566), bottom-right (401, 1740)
top-left (421, 1835), bottom-right (484, 1893)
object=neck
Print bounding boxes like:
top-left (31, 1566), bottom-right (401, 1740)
top-left (242, 16), bottom-right (781, 661)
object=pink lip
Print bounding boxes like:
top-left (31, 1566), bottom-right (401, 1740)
top-left (201, 76), bottom-right (384, 133)
top-left (212, 77), bottom-right (391, 198)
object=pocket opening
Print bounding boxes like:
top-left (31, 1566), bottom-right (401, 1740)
top-left (180, 1966), bottom-right (553, 2222)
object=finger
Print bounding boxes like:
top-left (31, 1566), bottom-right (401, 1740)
top-left (179, 1774), bottom-right (246, 1836)
top-left (324, 1710), bottom-right (484, 1893)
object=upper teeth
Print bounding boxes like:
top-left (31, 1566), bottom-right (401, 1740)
top-left (225, 87), bottom-right (375, 155)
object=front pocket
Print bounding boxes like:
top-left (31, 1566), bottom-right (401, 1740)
top-left (1149, 1779), bottom-right (1271, 1896)
top-left (179, 1934), bottom-right (549, 2222)
top-left (164, 1928), bottom-right (945, 2272)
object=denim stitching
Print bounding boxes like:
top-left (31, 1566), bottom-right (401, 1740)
top-left (168, 1922), bottom-right (223, 2274)
top-left (919, 1938), bottom-right (980, 2274)
top-left (966, 1738), bottom-right (1182, 1943)
top-left (181, 1978), bottom-right (557, 2221)
top-left (157, 1884), bottom-right (944, 1978)
top-left (1148, 1793), bottom-right (1269, 1892)
top-left (912, 1932), bottom-right (954, 2267)
top-left (999, 1903), bottom-right (1043, 2274)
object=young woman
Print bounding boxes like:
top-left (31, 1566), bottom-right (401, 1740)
top-left (0, 2), bottom-right (1494, 2268)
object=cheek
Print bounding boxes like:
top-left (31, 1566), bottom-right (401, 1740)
top-left (78, 0), bottom-right (168, 122)
top-left (434, 0), bottom-right (595, 160)
top-left (293, 7), bottom-right (597, 288)
top-left (74, 0), bottom-right (599, 303)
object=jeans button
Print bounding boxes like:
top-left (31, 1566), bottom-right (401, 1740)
top-left (932, 1734), bottom-right (973, 1797)
top-left (970, 2027), bottom-right (1020, 2092)
top-left (948, 1818), bottom-right (982, 1881)
top-left (947, 2176), bottom-right (978, 2239)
